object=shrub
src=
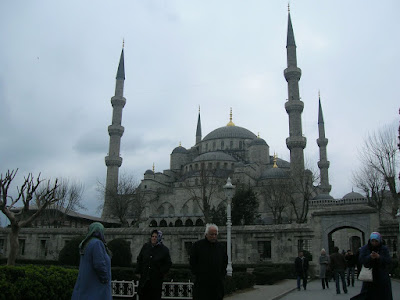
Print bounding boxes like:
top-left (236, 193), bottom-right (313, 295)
top-left (0, 265), bottom-right (78, 300)
top-left (253, 265), bottom-right (287, 285)
top-left (58, 235), bottom-right (85, 266)
top-left (112, 267), bottom-right (138, 281)
top-left (108, 238), bottom-right (132, 267)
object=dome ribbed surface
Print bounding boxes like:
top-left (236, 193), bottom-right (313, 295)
top-left (343, 191), bottom-right (365, 200)
top-left (172, 146), bottom-right (188, 154)
top-left (203, 126), bottom-right (257, 141)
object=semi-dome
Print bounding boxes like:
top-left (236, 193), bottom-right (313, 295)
top-left (193, 151), bottom-right (236, 162)
top-left (343, 191), bottom-right (365, 200)
top-left (249, 137), bottom-right (268, 146)
top-left (144, 169), bottom-right (154, 175)
top-left (261, 167), bottom-right (289, 179)
top-left (172, 146), bottom-right (188, 154)
top-left (203, 126), bottom-right (257, 141)
top-left (313, 193), bottom-right (334, 200)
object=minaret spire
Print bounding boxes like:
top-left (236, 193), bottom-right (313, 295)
top-left (317, 93), bottom-right (331, 193)
top-left (103, 47), bottom-right (126, 219)
top-left (196, 106), bottom-right (202, 144)
top-left (284, 11), bottom-right (306, 175)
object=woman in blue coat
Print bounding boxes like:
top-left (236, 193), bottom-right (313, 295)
top-left (72, 222), bottom-right (112, 300)
top-left (351, 232), bottom-right (393, 300)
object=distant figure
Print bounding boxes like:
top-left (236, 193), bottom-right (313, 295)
top-left (351, 232), bottom-right (393, 300)
top-left (355, 247), bottom-right (362, 278)
top-left (190, 223), bottom-right (228, 300)
top-left (135, 229), bottom-right (172, 300)
top-left (72, 222), bottom-right (112, 300)
top-left (319, 248), bottom-right (329, 289)
top-left (294, 250), bottom-right (309, 291)
top-left (345, 249), bottom-right (357, 287)
top-left (330, 246), bottom-right (348, 294)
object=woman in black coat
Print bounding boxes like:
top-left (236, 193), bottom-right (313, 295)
top-left (135, 230), bottom-right (172, 300)
top-left (351, 232), bottom-right (393, 300)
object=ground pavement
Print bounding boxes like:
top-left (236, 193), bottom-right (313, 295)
top-left (225, 278), bottom-right (400, 300)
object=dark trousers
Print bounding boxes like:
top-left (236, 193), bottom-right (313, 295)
top-left (347, 267), bottom-right (355, 286)
top-left (321, 278), bottom-right (329, 289)
top-left (140, 281), bottom-right (162, 300)
top-left (334, 270), bottom-right (348, 294)
top-left (297, 273), bottom-right (307, 290)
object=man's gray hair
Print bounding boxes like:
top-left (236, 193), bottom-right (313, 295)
top-left (205, 223), bottom-right (219, 235)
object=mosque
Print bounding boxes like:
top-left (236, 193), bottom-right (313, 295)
top-left (101, 11), bottom-right (334, 227)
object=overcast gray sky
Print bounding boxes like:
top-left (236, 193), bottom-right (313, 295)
top-left (1, 1), bottom-right (399, 225)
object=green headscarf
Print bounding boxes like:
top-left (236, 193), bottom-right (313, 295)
top-left (79, 222), bottom-right (109, 255)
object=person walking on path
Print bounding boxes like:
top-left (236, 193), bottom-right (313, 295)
top-left (294, 250), bottom-right (309, 291)
top-left (330, 246), bottom-right (348, 294)
top-left (72, 222), bottom-right (112, 300)
top-left (190, 223), bottom-right (228, 300)
top-left (135, 229), bottom-right (172, 300)
top-left (319, 248), bottom-right (330, 289)
top-left (345, 249), bottom-right (357, 287)
top-left (351, 232), bottom-right (393, 300)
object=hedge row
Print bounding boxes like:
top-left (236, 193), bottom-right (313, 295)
top-left (0, 265), bottom-right (78, 300)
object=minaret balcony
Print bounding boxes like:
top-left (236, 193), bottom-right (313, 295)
top-left (286, 136), bottom-right (306, 150)
top-left (108, 125), bottom-right (124, 136)
top-left (285, 100), bottom-right (304, 113)
top-left (317, 138), bottom-right (328, 147)
top-left (111, 96), bottom-right (126, 107)
top-left (318, 161), bottom-right (330, 169)
top-left (284, 66), bottom-right (301, 81)
top-left (105, 156), bottom-right (122, 167)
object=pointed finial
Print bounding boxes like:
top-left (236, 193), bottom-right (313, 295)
top-left (288, 2), bottom-right (290, 13)
top-left (179, 141), bottom-right (181, 147)
top-left (319, 89), bottom-right (321, 99)
top-left (122, 38), bottom-right (125, 49)
top-left (258, 132), bottom-right (260, 138)
top-left (273, 152), bottom-right (278, 168)
top-left (152, 162), bottom-right (155, 173)
top-left (199, 106), bottom-right (200, 113)
top-left (227, 107), bottom-right (235, 126)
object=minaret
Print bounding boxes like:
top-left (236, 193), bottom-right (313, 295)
top-left (317, 93), bottom-right (331, 193)
top-left (284, 10), bottom-right (306, 175)
top-left (102, 46), bottom-right (126, 219)
top-left (196, 106), bottom-right (202, 144)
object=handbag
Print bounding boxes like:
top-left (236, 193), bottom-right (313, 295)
top-left (358, 266), bottom-right (373, 282)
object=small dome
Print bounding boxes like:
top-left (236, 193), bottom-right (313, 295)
top-left (144, 169), bottom-right (154, 175)
top-left (172, 146), bottom-right (188, 154)
top-left (203, 126), bottom-right (257, 141)
top-left (269, 158), bottom-right (290, 169)
top-left (249, 138), bottom-right (268, 146)
top-left (343, 191), bottom-right (365, 200)
top-left (313, 193), bottom-right (334, 200)
top-left (193, 151), bottom-right (236, 162)
top-left (261, 167), bottom-right (289, 179)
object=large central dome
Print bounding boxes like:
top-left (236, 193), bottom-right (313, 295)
top-left (203, 126), bottom-right (257, 141)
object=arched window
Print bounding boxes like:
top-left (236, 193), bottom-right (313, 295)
top-left (168, 205), bottom-right (174, 215)
top-left (195, 219), bottom-right (204, 226)
top-left (185, 219), bottom-right (194, 227)
top-left (158, 206), bottom-right (165, 215)
top-left (213, 141), bottom-right (216, 150)
top-left (150, 220), bottom-right (157, 227)
top-left (239, 141), bottom-right (242, 149)
top-left (230, 141), bottom-right (233, 149)
top-left (182, 204), bottom-right (189, 215)
top-left (221, 141), bottom-right (224, 149)
top-left (160, 219), bottom-right (167, 227)
top-left (175, 219), bottom-right (183, 227)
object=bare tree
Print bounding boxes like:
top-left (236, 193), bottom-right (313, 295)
top-left (358, 125), bottom-right (399, 218)
top-left (182, 164), bottom-right (228, 223)
top-left (98, 174), bottom-right (146, 227)
top-left (0, 169), bottom-right (61, 265)
top-left (39, 179), bottom-right (85, 227)
top-left (289, 169), bottom-right (319, 224)
top-left (353, 165), bottom-right (387, 219)
top-left (260, 179), bottom-right (291, 224)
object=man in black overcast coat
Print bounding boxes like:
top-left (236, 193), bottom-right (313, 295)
top-left (190, 223), bottom-right (228, 300)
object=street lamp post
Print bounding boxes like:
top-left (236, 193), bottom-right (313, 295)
top-left (223, 177), bottom-right (235, 276)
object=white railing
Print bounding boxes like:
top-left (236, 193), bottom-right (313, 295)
top-left (309, 198), bottom-right (368, 207)
top-left (111, 280), bottom-right (194, 299)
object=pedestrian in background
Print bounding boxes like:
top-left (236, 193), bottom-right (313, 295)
top-left (351, 232), bottom-right (392, 300)
top-left (294, 250), bottom-right (309, 291)
top-left (135, 229), bottom-right (172, 300)
top-left (190, 223), bottom-right (228, 300)
top-left (330, 246), bottom-right (348, 294)
top-left (72, 222), bottom-right (112, 300)
top-left (319, 248), bottom-right (329, 289)
top-left (345, 249), bottom-right (357, 287)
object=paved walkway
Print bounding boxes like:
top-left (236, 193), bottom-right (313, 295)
top-left (225, 278), bottom-right (400, 300)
